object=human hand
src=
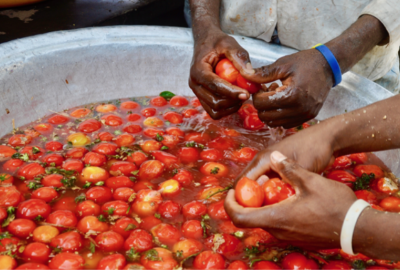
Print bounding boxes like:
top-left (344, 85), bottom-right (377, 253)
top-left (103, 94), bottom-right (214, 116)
top-left (242, 49), bottom-right (334, 128)
top-left (225, 151), bottom-right (357, 249)
top-left (189, 30), bottom-right (253, 119)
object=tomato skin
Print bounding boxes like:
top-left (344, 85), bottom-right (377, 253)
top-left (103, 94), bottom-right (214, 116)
top-left (16, 199), bottom-right (51, 220)
top-left (126, 151), bottom-right (148, 167)
top-left (372, 177), bottom-right (399, 195)
top-left (262, 178), bottom-right (295, 205)
top-left (78, 119), bottom-right (102, 133)
top-left (133, 181), bottom-right (156, 192)
top-left (138, 160), bottom-right (165, 180)
top-left (182, 220), bottom-right (203, 239)
top-left (3, 158), bottom-right (25, 173)
top-left (111, 217), bottom-right (140, 239)
top-left (172, 239), bottom-right (203, 260)
top-left (113, 187), bottom-right (135, 202)
top-left (92, 142), bottom-right (118, 155)
top-left (47, 210), bottom-right (78, 230)
top-left (97, 254), bottom-right (126, 270)
top-left (132, 189), bottom-right (162, 217)
top-left (66, 147), bottom-right (88, 159)
top-left (101, 200), bottom-right (129, 216)
top-left (173, 169), bottom-right (193, 187)
top-left (77, 216), bottom-right (109, 233)
top-left (200, 149), bottom-right (223, 162)
top-left (231, 147), bottom-right (258, 162)
top-left (151, 96), bottom-right (168, 107)
top-left (236, 74), bottom-right (260, 94)
top-left (167, 127), bottom-right (185, 138)
top-left (191, 97), bottom-right (202, 107)
top-left (0, 145), bottom-right (17, 159)
top-left (140, 215), bottom-right (162, 231)
top-left (163, 111), bottom-right (183, 124)
top-left (349, 153), bottom-right (368, 164)
top-left (31, 187), bottom-right (59, 202)
top-left (83, 152), bottom-right (107, 167)
top-left (48, 252), bottom-right (85, 270)
top-left (76, 200), bottom-right (101, 217)
top-left (98, 131), bottom-right (114, 141)
top-left (17, 163), bottom-right (45, 180)
top-left (41, 174), bottom-right (63, 188)
top-left (41, 153), bottom-right (65, 166)
top-left (193, 251), bottom-right (225, 270)
top-left (121, 101), bottom-right (140, 110)
top-left (51, 231), bottom-right (83, 252)
top-left (158, 200), bottom-right (181, 219)
top-left (169, 96), bottom-right (189, 107)
top-left (235, 177), bottom-right (264, 207)
top-left (208, 200), bottom-right (230, 220)
top-left (127, 113), bottom-right (142, 122)
top-left (182, 201), bottom-right (207, 219)
top-left (228, 260), bottom-right (248, 270)
top-left (62, 159), bottom-right (84, 173)
top-left (151, 223), bottom-right (181, 246)
top-left (379, 197), bottom-right (400, 212)
top-left (19, 146), bottom-right (45, 160)
top-left (281, 253), bottom-right (318, 270)
top-left (86, 187), bottom-right (113, 204)
top-left (123, 123), bottom-right (143, 134)
top-left (101, 114), bottom-right (123, 126)
top-left (332, 156), bottom-right (353, 169)
top-left (96, 104), bottom-right (117, 113)
top-left (208, 136), bottom-right (236, 151)
top-left (178, 147), bottom-right (200, 164)
top-left (205, 233), bottom-right (242, 258)
top-left (95, 231), bottom-right (124, 252)
top-left (238, 103), bottom-right (258, 120)
top-left (51, 197), bottom-right (77, 213)
top-left (152, 151), bottom-right (179, 169)
top-left (354, 190), bottom-right (378, 204)
top-left (140, 248), bottom-right (178, 270)
top-left (124, 229), bottom-right (154, 252)
top-left (0, 186), bottom-right (21, 207)
top-left (143, 116), bottom-right (164, 127)
top-left (45, 141), bottom-right (64, 151)
top-left (141, 107), bottom-right (157, 117)
top-left (8, 219), bottom-right (36, 238)
top-left (322, 260), bottom-right (352, 270)
top-left (0, 255), bottom-right (17, 270)
top-left (144, 128), bottom-right (165, 139)
top-left (182, 108), bottom-right (199, 118)
top-left (8, 134), bottom-right (32, 147)
top-left (70, 108), bottom-right (91, 118)
top-left (200, 162), bottom-right (229, 178)
top-left (48, 114), bottom-right (69, 124)
top-left (326, 170), bottom-right (356, 188)
top-left (109, 161), bottom-right (138, 177)
top-left (354, 165), bottom-right (384, 179)
top-left (34, 123), bottom-right (53, 133)
top-left (105, 176), bottom-right (135, 189)
top-left (243, 113), bottom-right (265, 130)
top-left (15, 263), bottom-right (50, 270)
top-left (253, 261), bottom-right (280, 270)
top-left (215, 59), bottom-right (239, 84)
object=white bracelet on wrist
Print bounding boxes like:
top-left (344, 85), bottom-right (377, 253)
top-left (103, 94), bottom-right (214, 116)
top-left (340, 199), bottom-right (370, 255)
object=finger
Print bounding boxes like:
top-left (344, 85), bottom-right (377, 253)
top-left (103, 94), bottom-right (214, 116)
top-left (256, 175), bottom-right (269, 186)
top-left (190, 79), bottom-right (242, 110)
top-left (198, 98), bottom-right (242, 120)
top-left (225, 47), bottom-right (254, 74)
top-left (241, 62), bottom-right (290, 84)
top-left (258, 112), bottom-right (308, 129)
top-left (252, 86), bottom-right (297, 111)
top-left (270, 151), bottom-right (312, 190)
top-left (234, 152), bottom-right (272, 187)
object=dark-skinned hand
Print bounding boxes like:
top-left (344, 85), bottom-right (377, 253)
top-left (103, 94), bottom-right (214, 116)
top-left (189, 30), bottom-right (253, 119)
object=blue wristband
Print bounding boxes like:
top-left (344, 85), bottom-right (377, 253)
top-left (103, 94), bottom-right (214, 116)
top-left (313, 44), bottom-right (342, 87)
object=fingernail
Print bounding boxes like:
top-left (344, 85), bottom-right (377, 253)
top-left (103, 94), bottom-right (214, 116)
top-left (271, 151), bottom-right (287, 163)
top-left (243, 63), bottom-right (255, 74)
top-left (256, 175), bottom-right (269, 186)
top-left (239, 93), bottom-right (248, 100)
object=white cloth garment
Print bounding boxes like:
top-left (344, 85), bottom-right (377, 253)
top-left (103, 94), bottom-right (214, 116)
top-left (219, 0), bottom-right (400, 83)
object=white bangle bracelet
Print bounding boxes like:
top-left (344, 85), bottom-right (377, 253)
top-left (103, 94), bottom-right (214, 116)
top-left (340, 199), bottom-right (370, 255)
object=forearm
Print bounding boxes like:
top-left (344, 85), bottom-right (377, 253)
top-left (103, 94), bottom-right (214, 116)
top-left (189, 0), bottom-right (222, 44)
top-left (353, 207), bottom-right (400, 260)
top-left (326, 15), bottom-right (388, 73)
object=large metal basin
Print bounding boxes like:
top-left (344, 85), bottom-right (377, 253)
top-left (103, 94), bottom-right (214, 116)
top-left (0, 26), bottom-right (398, 175)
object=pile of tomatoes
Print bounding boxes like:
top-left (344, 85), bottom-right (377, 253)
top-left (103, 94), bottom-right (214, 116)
top-left (0, 93), bottom-right (399, 270)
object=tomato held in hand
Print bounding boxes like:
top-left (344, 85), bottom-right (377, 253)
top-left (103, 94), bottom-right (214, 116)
top-left (243, 113), bottom-right (265, 130)
top-left (236, 74), bottom-right (260, 94)
top-left (262, 178), bottom-right (295, 205)
top-left (215, 59), bottom-right (239, 84)
top-left (235, 177), bottom-right (264, 207)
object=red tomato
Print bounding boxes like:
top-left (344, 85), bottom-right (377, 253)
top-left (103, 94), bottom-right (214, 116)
top-left (167, 127), bottom-right (185, 138)
top-left (322, 260), bottom-right (352, 270)
top-left (161, 134), bottom-right (180, 149)
top-left (236, 74), bottom-right (260, 94)
top-left (140, 248), bottom-right (178, 270)
top-left (123, 123), bottom-right (143, 134)
top-left (379, 197), bottom-right (400, 212)
top-left (339, 250), bottom-right (370, 261)
top-left (8, 219), bottom-right (36, 238)
top-left (281, 253), bottom-right (318, 270)
top-left (109, 161), bottom-right (137, 177)
top-left (113, 187), bottom-right (135, 202)
top-left (182, 108), bottom-right (199, 118)
top-left (182, 220), bottom-right (203, 239)
top-left (19, 146), bottom-right (45, 160)
top-left (191, 97), bottom-right (202, 107)
top-left (41, 174), bottom-right (63, 188)
top-left (172, 239), bottom-right (203, 260)
top-left (235, 177), bottom-right (264, 207)
top-left (253, 261), bottom-right (280, 270)
top-left (150, 223), bottom-right (181, 246)
top-left (105, 176), bottom-right (135, 189)
top-left (208, 200), bottom-right (230, 220)
top-left (48, 252), bottom-right (85, 270)
top-left (102, 200), bottom-right (129, 217)
top-left (52, 197), bottom-right (77, 213)
top-left (143, 128), bottom-right (165, 139)
top-left (372, 177), bottom-right (399, 195)
top-left (66, 147), bottom-right (88, 159)
top-left (178, 147), bottom-right (200, 164)
top-left (140, 215), bottom-right (162, 231)
top-left (141, 108), bottom-right (157, 117)
top-left (0, 173), bottom-right (13, 184)
top-left (16, 199), bottom-right (51, 220)
top-left (205, 233), bottom-right (242, 258)
top-left (244, 228), bottom-right (276, 246)
top-left (124, 229), bottom-right (154, 252)
top-left (48, 115), bottom-right (69, 124)
top-left (31, 187), bottom-right (59, 203)
top-left (200, 162), bottom-right (229, 178)
top-left (215, 59), bottom-right (239, 84)
top-left (151, 96), bottom-right (168, 107)
top-left (208, 136), bottom-right (236, 151)
top-left (182, 201), bottom-right (207, 219)
top-left (95, 231), bottom-right (124, 252)
top-left (97, 104), bottom-right (117, 113)
top-left (133, 181), bottom-right (156, 192)
top-left (163, 111), bottom-right (183, 124)
top-left (2, 159), bottom-right (25, 173)
top-left (0, 145), bottom-right (17, 159)
top-left (110, 217), bottom-right (140, 238)
top-left (262, 178), bottom-right (295, 205)
top-left (126, 151), bottom-right (148, 167)
top-left (138, 160), bottom-right (165, 180)
top-left (132, 189), bottom-right (162, 217)
top-left (45, 141), bottom-right (63, 151)
top-left (62, 159), bottom-right (84, 172)
top-left (354, 190), bottom-right (378, 204)
top-left (16, 263), bottom-right (50, 270)
top-left (231, 147), bottom-right (258, 162)
top-left (83, 152), bottom-right (107, 167)
top-left (158, 200), bottom-right (181, 219)
top-left (78, 119), bottom-right (102, 133)
top-left (349, 153), bottom-right (368, 164)
top-left (40, 153), bottom-right (64, 166)
top-left (127, 113), bottom-right (142, 122)
top-left (98, 131), bottom-right (114, 141)
top-left (70, 108), bottom-right (91, 118)
top-left (76, 200), bottom-right (101, 217)
top-left (34, 123), bottom-right (53, 133)
top-left (354, 165), bottom-right (384, 179)
top-left (184, 131), bottom-right (210, 144)
top-left (97, 254), bottom-right (127, 270)
top-left (101, 114), bottom-right (123, 126)
top-left (332, 156), bottom-right (353, 169)
top-left (173, 169), bottom-right (193, 187)
top-left (121, 101), bottom-right (140, 110)
top-left (169, 96), bottom-right (189, 107)
top-left (86, 187), bottom-right (113, 204)
top-left (8, 134), bottom-right (32, 147)
top-left (200, 149), bottom-right (223, 162)
top-left (193, 250), bottom-right (225, 270)
top-left (152, 151), bottom-right (179, 168)
top-left (0, 186), bottom-right (22, 207)
top-left (141, 140), bottom-right (162, 153)
top-left (228, 260), bottom-right (248, 270)
top-left (50, 231), bottom-right (83, 252)
top-left (76, 216), bottom-right (109, 233)
top-left (326, 170), bottom-right (356, 187)
top-left (243, 113), bottom-right (265, 130)
top-left (92, 142), bottom-right (118, 155)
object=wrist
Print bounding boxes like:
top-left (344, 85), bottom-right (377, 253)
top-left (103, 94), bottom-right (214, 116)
top-left (352, 207), bottom-right (376, 256)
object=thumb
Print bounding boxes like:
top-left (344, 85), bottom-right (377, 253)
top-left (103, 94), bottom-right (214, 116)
top-left (270, 151), bottom-right (311, 190)
top-left (241, 62), bottom-right (287, 84)
top-left (225, 47), bottom-right (254, 75)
